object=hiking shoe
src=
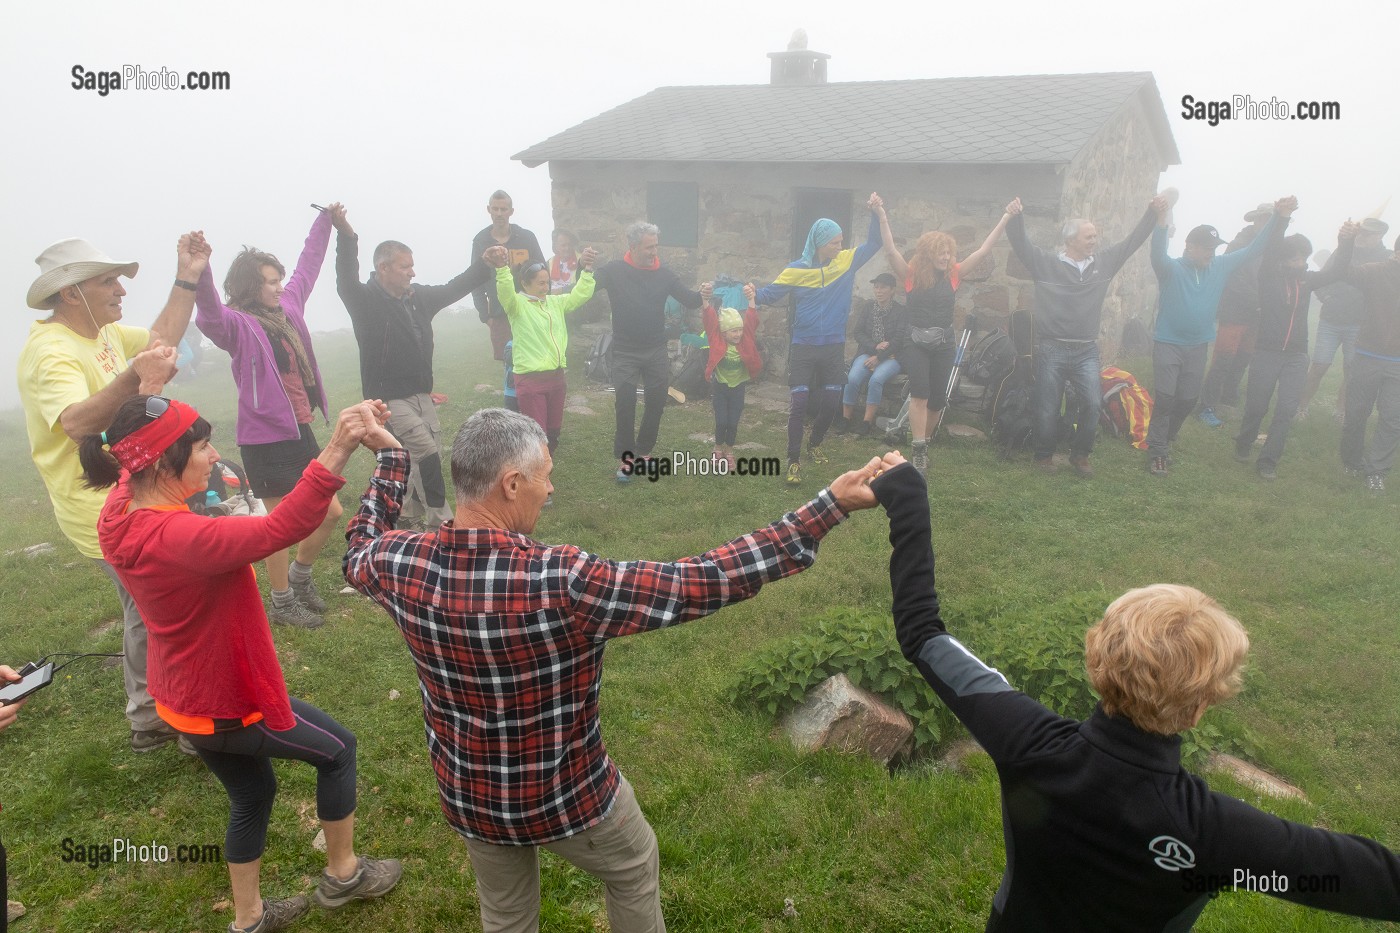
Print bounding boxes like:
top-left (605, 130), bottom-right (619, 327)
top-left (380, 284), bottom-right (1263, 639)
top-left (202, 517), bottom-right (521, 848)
top-left (1149, 455), bottom-right (1168, 477)
top-left (1257, 464), bottom-right (1278, 481)
top-left (1033, 456), bottom-right (1056, 474)
top-left (785, 462), bottom-right (802, 485)
top-left (807, 445), bottom-right (829, 465)
top-left (270, 598), bottom-right (325, 630)
top-left (1198, 408), bottom-right (1223, 428)
top-left (177, 735), bottom-right (200, 757)
top-left (313, 856), bottom-right (403, 910)
top-left (230, 895), bottom-right (310, 933)
top-left (1069, 455), bottom-right (1094, 479)
top-left (289, 577), bottom-right (327, 613)
top-left (1234, 446), bottom-right (1253, 463)
top-left (830, 415), bottom-right (850, 435)
top-left (1367, 474), bottom-right (1386, 495)
top-left (130, 724), bottom-right (179, 753)
top-left (911, 444), bottom-right (929, 476)
top-left (855, 420), bottom-right (874, 437)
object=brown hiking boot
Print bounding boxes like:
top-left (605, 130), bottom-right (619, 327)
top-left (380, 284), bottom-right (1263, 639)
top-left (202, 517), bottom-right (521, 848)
top-left (1069, 455), bottom-right (1094, 478)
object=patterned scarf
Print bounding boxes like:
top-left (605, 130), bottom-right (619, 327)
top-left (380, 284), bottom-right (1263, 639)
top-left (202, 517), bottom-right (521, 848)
top-left (247, 305), bottom-right (317, 395)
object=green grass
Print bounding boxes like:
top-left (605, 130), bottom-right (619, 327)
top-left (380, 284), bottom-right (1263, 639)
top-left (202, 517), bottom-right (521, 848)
top-left (1, 311), bottom-right (1397, 931)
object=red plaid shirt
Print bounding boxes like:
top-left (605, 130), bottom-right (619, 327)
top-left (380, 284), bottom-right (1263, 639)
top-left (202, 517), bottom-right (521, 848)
top-left (344, 449), bottom-right (847, 844)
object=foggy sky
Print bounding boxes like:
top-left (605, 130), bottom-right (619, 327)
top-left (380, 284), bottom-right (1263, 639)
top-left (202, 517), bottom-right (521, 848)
top-left (2, 0), bottom-right (1394, 410)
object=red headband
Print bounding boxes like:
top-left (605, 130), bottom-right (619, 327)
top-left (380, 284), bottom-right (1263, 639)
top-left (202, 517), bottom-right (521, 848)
top-left (109, 399), bottom-right (201, 473)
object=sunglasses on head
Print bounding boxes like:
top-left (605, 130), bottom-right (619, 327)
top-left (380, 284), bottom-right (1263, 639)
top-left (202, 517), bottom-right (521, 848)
top-left (521, 261), bottom-right (549, 278)
top-left (145, 395), bottom-right (172, 419)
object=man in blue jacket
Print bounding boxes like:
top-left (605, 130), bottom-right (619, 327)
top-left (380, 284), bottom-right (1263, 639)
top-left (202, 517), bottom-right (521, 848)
top-left (756, 193), bottom-right (883, 485)
top-left (1145, 197), bottom-right (1289, 475)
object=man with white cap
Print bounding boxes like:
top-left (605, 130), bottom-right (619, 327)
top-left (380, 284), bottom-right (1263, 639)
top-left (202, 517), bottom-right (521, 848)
top-left (18, 233), bottom-right (209, 752)
top-left (1301, 217), bottom-right (1391, 420)
top-left (1197, 203), bottom-right (1274, 427)
top-left (1144, 198), bottom-right (1288, 476)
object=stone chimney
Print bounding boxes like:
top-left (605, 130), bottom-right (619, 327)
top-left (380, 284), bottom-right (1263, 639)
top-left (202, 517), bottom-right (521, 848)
top-left (767, 29), bottom-right (830, 86)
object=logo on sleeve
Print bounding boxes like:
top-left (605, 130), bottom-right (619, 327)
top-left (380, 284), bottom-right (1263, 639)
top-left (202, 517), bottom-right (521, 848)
top-left (1148, 835), bottom-right (1196, 871)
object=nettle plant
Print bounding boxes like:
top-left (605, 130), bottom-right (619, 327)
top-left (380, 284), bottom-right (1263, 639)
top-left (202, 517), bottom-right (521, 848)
top-left (730, 591), bottom-right (1254, 769)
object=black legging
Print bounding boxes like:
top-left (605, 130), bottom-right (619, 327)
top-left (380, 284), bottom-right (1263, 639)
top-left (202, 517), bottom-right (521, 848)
top-left (183, 697), bottom-right (357, 863)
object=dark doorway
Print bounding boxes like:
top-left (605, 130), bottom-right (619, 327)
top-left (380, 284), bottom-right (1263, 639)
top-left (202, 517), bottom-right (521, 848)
top-left (791, 188), bottom-right (853, 261)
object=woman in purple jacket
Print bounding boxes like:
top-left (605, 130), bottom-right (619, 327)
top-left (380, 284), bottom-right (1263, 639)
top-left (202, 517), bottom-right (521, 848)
top-left (195, 204), bottom-right (347, 629)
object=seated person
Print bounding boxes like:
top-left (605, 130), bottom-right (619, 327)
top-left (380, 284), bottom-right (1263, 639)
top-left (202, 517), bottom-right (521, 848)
top-left (870, 455), bottom-right (1400, 931)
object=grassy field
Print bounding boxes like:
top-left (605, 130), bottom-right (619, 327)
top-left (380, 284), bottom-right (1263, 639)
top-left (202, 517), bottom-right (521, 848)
top-left (1, 309), bottom-right (1398, 932)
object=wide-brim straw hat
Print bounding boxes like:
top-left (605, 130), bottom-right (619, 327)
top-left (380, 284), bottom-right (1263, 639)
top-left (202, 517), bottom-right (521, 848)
top-left (27, 238), bottom-right (139, 310)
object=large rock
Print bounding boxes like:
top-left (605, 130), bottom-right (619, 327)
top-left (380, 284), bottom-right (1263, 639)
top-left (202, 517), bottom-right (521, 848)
top-left (780, 673), bottom-right (913, 765)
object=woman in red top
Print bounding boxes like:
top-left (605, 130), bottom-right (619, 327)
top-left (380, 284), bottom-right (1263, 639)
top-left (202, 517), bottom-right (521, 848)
top-left (79, 396), bottom-right (402, 933)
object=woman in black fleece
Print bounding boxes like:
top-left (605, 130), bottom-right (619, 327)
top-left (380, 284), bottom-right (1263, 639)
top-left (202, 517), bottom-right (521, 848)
top-left (870, 457), bottom-right (1400, 931)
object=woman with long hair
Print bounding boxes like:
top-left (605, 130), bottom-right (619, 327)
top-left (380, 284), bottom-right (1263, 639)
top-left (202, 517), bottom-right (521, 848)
top-left (80, 395), bottom-right (401, 932)
top-left (875, 198), bottom-right (1014, 474)
top-left (194, 204), bottom-right (351, 628)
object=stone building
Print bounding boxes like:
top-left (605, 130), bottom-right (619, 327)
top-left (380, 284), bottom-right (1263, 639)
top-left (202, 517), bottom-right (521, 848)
top-left (514, 48), bottom-right (1180, 374)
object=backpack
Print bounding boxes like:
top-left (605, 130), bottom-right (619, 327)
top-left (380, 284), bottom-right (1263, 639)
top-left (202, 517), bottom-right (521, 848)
top-left (952, 328), bottom-right (1016, 414)
top-left (670, 341), bottom-right (711, 401)
top-left (587, 333), bottom-right (614, 385)
top-left (989, 310), bottom-right (1036, 457)
top-left (185, 460), bottom-right (264, 516)
top-left (1099, 366), bottom-right (1153, 449)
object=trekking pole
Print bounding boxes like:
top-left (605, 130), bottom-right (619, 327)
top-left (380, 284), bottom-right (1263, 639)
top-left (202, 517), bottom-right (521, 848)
top-left (931, 315), bottom-right (976, 443)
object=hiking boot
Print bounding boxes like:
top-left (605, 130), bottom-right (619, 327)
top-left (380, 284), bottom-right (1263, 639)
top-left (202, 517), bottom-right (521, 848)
top-left (785, 462), bottom-right (802, 485)
top-left (807, 445), bottom-right (829, 465)
top-left (855, 420), bottom-right (874, 437)
top-left (1069, 455), bottom-right (1094, 479)
top-left (1367, 474), bottom-right (1386, 495)
top-left (1148, 455), bottom-right (1169, 477)
top-left (230, 895), bottom-right (310, 933)
top-left (830, 415), bottom-right (850, 435)
top-left (1234, 445), bottom-right (1253, 464)
top-left (1198, 408), bottom-right (1223, 428)
top-left (177, 735), bottom-right (200, 757)
top-left (313, 856), bottom-right (403, 910)
top-left (270, 598), bottom-right (325, 630)
top-left (911, 444), bottom-right (929, 476)
top-left (1033, 456), bottom-right (1056, 475)
top-left (130, 723), bottom-right (179, 753)
top-left (289, 577), bottom-right (327, 613)
top-left (1257, 464), bottom-right (1278, 481)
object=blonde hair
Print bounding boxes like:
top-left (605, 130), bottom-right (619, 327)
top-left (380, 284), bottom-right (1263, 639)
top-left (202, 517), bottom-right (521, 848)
top-left (907, 231), bottom-right (959, 290)
top-left (1084, 584), bottom-right (1249, 735)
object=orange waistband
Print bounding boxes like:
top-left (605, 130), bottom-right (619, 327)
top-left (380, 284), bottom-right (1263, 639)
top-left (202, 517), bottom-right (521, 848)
top-left (156, 701), bottom-right (264, 735)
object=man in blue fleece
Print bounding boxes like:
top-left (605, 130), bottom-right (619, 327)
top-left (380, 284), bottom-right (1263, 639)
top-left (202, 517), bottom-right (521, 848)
top-left (756, 193), bottom-right (883, 485)
top-left (1145, 196), bottom-right (1289, 475)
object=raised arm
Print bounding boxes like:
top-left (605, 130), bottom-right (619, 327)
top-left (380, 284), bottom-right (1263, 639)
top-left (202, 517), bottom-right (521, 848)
top-left (1307, 222), bottom-right (1358, 290)
top-left (850, 200), bottom-right (885, 271)
top-left (959, 210), bottom-right (1014, 274)
top-left (1094, 197), bottom-right (1166, 277)
top-left (56, 338), bottom-right (177, 441)
top-left (875, 200), bottom-right (910, 281)
top-left (279, 206), bottom-right (335, 312)
top-left (560, 248), bottom-right (598, 313)
top-left (148, 232), bottom-right (211, 348)
top-left (194, 262), bottom-right (238, 350)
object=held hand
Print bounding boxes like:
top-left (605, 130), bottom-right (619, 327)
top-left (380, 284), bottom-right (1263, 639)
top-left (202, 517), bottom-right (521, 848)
top-left (326, 403), bottom-right (376, 453)
top-left (1275, 195), bottom-right (1298, 217)
top-left (1150, 195), bottom-right (1169, 220)
top-left (177, 231), bottom-right (210, 276)
top-left (360, 399), bottom-right (401, 450)
top-left (830, 453), bottom-right (903, 512)
top-left (742, 282), bottom-right (755, 302)
top-left (1339, 220), bottom-right (1361, 241)
top-left (867, 192), bottom-right (883, 211)
top-left (579, 246), bottom-right (598, 270)
top-left (875, 341), bottom-right (890, 351)
top-left (483, 245), bottom-right (509, 268)
top-left (700, 281), bottom-right (713, 300)
top-left (1005, 197), bottom-right (1023, 216)
top-left (327, 202), bottom-right (353, 235)
top-left (131, 344), bottom-right (178, 392)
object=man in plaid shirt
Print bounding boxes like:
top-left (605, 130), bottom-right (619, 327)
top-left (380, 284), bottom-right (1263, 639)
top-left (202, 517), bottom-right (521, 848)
top-left (344, 407), bottom-right (886, 933)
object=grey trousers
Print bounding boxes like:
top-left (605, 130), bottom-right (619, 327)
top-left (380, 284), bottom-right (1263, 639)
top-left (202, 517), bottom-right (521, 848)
top-left (386, 393), bottom-right (453, 525)
top-left (1235, 350), bottom-right (1308, 470)
top-left (1145, 341), bottom-right (1209, 456)
top-left (95, 558), bottom-right (160, 731)
top-left (1341, 353), bottom-right (1400, 477)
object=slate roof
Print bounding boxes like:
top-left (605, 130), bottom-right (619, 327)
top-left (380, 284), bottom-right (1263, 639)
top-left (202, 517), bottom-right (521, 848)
top-left (514, 72), bottom-right (1178, 169)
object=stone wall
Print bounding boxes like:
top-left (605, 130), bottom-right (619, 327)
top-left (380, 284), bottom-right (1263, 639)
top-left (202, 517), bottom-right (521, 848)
top-left (545, 121), bottom-right (1165, 377)
top-left (1056, 89), bottom-right (1166, 361)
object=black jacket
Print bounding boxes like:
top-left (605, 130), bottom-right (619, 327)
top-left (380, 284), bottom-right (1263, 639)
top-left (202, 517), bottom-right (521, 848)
top-left (469, 224), bottom-right (544, 323)
top-left (592, 260), bottom-right (702, 352)
top-left (336, 231), bottom-right (490, 400)
top-left (848, 299), bottom-right (908, 359)
top-left (1255, 218), bottom-right (1352, 354)
top-left (873, 463), bottom-right (1400, 932)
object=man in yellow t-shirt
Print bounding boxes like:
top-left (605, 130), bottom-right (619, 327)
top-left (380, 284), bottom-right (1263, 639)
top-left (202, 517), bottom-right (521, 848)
top-left (18, 234), bottom-right (207, 752)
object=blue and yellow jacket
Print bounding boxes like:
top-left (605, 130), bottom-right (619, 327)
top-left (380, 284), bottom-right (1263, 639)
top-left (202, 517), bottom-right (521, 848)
top-left (756, 211), bottom-right (882, 345)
